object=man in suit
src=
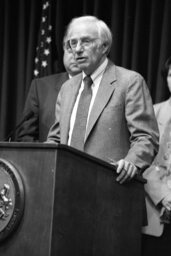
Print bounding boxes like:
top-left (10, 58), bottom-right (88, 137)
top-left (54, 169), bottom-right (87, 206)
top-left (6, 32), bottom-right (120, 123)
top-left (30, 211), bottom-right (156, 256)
top-left (47, 15), bottom-right (159, 184)
top-left (142, 56), bottom-right (171, 256)
top-left (16, 38), bottom-right (81, 142)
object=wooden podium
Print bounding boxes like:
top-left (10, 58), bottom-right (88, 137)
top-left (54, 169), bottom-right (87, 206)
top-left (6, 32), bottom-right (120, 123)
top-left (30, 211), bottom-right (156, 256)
top-left (0, 143), bottom-right (145, 256)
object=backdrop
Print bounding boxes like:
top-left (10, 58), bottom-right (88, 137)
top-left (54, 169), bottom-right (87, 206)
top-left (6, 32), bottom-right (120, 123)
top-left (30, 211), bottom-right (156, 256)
top-left (0, 0), bottom-right (171, 140)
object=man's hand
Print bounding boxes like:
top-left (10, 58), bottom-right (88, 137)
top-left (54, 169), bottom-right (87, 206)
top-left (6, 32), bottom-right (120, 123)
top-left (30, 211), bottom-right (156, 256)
top-left (115, 159), bottom-right (138, 184)
top-left (162, 194), bottom-right (171, 211)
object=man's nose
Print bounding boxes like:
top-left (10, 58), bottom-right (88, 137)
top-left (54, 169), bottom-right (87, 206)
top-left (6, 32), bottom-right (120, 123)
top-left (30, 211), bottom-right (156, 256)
top-left (75, 41), bottom-right (84, 52)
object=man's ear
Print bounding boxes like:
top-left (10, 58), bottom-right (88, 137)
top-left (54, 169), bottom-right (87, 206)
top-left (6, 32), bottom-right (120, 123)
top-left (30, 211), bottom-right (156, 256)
top-left (102, 42), bottom-right (109, 54)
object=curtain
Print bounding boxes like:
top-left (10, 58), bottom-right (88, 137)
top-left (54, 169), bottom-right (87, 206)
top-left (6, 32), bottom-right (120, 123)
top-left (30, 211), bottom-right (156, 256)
top-left (0, 0), bottom-right (171, 140)
top-left (0, 0), bottom-right (42, 140)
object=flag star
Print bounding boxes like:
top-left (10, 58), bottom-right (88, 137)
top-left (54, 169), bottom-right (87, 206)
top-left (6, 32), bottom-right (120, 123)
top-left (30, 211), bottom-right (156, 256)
top-left (35, 57), bottom-right (39, 63)
top-left (34, 70), bottom-right (39, 76)
top-left (42, 60), bottom-right (48, 67)
top-left (46, 1), bottom-right (49, 8)
top-left (42, 16), bottom-right (46, 22)
top-left (43, 1), bottom-right (49, 9)
top-left (48, 25), bottom-right (52, 30)
top-left (44, 49), bottom-right (50, 55)
top-left (41, 29), bottom-right (45, 35)
top-left (46, 37), bottom-right (52, 43)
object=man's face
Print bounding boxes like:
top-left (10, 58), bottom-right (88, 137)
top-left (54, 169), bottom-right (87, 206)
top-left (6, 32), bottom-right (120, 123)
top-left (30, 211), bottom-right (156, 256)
top-left (167, 66), bottom-right (171, 93)
top-left (68, 21), bottom-right (107, 75)
top-left (63, 48), bottom-right (81, 76)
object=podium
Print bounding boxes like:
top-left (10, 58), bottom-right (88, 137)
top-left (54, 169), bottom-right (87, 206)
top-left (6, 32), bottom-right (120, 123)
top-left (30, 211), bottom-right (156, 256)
top-left (0, 143), bottom-right (145, 256)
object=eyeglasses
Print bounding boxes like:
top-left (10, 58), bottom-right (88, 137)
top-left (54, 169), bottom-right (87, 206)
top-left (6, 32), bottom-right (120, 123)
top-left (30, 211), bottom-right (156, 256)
top-left (63, 41), bottom-right (73, 53)
top-left (67, 37), bottom-right (100, 50)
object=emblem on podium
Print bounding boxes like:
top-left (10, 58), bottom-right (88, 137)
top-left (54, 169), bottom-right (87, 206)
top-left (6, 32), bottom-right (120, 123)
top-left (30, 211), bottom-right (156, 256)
top-left (0, 158), bottom-right (24, 242)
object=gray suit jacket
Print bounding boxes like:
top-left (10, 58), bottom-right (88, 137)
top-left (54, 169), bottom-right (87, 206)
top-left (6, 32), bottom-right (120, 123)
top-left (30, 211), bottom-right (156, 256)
top-left (142, 98), bottom-right (171, 236)
top-left (17, 72), bottom-right (69, 142)
top-left (47, 60), bottom-right (159, 171)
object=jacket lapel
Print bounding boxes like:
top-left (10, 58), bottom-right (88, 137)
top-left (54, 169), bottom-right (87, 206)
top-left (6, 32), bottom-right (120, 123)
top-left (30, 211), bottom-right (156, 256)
top-left (61, 74), bottom-right (82, 143)
top-left (85, 62), bottom-right (118, 142)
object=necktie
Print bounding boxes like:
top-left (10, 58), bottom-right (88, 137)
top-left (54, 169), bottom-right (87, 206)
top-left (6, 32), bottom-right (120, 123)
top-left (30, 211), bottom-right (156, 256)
top-left (70, 76), bottom-right (93, 150)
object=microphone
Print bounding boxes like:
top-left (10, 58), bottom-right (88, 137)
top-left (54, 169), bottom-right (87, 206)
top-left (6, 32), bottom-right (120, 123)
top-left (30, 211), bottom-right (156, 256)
top-left (5, 111), bottom-right (34, 141)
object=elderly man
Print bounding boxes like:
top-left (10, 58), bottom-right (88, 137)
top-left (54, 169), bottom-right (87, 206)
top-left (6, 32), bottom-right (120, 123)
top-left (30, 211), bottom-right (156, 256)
top-left (47, 15), bottom-right (159, 184)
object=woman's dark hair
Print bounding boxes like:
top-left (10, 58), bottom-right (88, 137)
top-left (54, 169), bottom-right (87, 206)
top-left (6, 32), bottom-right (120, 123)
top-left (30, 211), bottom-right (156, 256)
top-left (161, 56), bottom-right (171, 84)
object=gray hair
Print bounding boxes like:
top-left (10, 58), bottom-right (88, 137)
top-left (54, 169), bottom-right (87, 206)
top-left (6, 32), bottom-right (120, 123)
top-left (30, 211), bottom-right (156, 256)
top-left (66, 15), bottom-right (113, 55)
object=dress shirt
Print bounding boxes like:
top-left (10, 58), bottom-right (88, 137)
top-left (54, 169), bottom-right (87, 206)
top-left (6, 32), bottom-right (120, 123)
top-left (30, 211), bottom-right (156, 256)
top-left (68, 58), bottom-right (108, 145)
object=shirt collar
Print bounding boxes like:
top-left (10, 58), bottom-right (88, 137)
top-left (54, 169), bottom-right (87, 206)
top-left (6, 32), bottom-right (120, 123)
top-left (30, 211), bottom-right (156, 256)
top-left (68, 74), bottom-right (73, 79)
top-left (82, 58), bottom-right (108, 83)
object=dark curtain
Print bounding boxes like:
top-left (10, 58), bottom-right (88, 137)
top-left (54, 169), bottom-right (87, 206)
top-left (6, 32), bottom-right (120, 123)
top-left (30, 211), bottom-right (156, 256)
top-left (0, 0), bottom-right (42, 140)
top-left (0, 0), bottom-right (171, 140)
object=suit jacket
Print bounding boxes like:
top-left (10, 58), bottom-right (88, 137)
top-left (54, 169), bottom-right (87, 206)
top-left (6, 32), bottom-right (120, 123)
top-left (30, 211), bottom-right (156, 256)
top-left (142, 98), bottom-right (171, 236)
top-left (17, 72), bottom-right (69, 142)
top-left (47, 60), bottom-right (159, 171)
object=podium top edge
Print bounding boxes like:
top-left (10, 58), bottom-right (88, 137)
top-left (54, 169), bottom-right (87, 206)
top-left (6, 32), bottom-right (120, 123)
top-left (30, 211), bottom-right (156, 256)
top-left (0, 141), bottom-right (58, 149)
top-left (0, 142), bottom-right (146, 184)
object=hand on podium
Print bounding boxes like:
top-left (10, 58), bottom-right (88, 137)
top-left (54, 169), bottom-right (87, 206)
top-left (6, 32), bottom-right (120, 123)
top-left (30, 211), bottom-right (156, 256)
top-left (109, 158), bottom-right (138, 184)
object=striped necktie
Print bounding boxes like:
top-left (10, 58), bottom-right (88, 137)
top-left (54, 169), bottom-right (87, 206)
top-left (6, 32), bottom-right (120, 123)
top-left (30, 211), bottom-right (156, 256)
top-left (70, 76), bottom-right (93, 150)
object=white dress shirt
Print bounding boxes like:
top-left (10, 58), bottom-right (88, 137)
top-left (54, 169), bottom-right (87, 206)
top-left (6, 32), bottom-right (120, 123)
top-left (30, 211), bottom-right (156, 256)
top-left (68, 58), bottom-right (108, 145)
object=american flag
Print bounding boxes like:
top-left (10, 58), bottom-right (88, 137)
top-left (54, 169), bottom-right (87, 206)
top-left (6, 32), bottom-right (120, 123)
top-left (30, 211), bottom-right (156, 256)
top-left (34, 0), bottom-right (53, 78)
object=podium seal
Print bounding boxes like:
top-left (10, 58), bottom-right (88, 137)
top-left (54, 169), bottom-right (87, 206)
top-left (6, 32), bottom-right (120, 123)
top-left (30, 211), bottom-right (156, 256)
top-left (0, 158), bottom-right (24, 242)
